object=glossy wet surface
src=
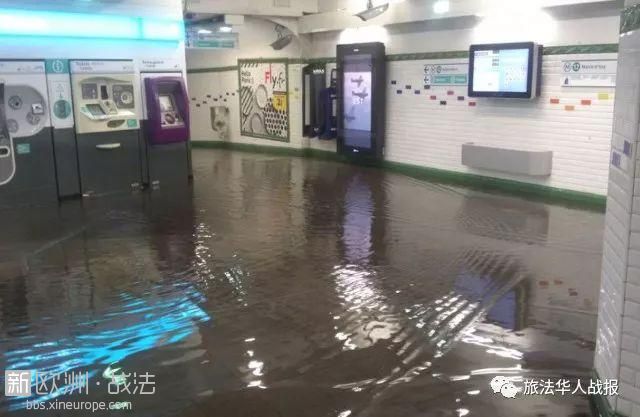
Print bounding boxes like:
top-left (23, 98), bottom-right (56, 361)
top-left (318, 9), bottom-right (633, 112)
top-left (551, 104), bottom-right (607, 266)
top-left (0, 149), bottom-right (603, 416)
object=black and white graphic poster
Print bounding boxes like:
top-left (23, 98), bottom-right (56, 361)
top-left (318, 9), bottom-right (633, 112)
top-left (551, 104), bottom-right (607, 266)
top-left (238, 60), bottom-right (289, 142)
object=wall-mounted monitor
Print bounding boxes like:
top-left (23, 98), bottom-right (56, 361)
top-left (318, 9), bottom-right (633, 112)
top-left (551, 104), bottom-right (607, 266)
top-left (468, 42), bottom-right (542, 99)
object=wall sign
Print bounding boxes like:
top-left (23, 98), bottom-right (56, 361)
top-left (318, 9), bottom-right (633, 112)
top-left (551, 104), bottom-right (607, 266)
top-left (186, 30), bottom-right (238, 49)
top-left (45, 59), bottom-right (74, 129)
top-left (70, 60), bottom-right (134, 74)
top-left (238, 60), bottom-right (289, 142)
top-left (561, 60), bottom-right (616, 87)
top-left (424, 63), bottom-right (468, 86)
top-left (0, 61), bottom-right (44, 74)
top-left (138, 58), bottom-right (182, 72)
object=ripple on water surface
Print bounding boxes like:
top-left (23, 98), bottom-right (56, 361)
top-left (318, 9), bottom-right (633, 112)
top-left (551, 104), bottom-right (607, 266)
top-left (0, 149), bottom-right (603, 417)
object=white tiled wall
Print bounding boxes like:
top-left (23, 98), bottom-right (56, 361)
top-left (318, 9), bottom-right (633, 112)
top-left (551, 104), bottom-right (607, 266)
top-left (190, 54), bottom-right (615, 195)
top-left (386, 53), bottom-right (616, 196)
top-left (596, 25), bottom-right (640, 416)
top-left (188, 64), bottom-right (337, 152)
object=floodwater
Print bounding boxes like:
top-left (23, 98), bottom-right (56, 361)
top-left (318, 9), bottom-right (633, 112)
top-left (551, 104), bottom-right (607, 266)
top-left (0, 149), bottom-right (604, 417)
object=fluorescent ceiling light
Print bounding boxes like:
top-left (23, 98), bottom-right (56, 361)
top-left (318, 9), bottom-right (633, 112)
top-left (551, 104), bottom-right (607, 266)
top-left (433, 0), bottom-right (450, 14)
top-left (0, 8), bottom-right (183, 41)
top-left (141, 19), bottom-right (184, 41)
top-left (218, 25), bottom-right (233, 33)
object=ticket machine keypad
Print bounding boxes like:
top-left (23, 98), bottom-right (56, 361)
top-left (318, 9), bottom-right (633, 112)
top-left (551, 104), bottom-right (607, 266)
top-left (161, 112), bottom-right (182, 126)
top-left (113, 84), bottom-right (135, 109)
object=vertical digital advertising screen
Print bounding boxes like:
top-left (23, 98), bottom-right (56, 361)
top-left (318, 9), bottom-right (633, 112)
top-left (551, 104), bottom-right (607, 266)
top-left (342, 54), bottom-right (373, 149)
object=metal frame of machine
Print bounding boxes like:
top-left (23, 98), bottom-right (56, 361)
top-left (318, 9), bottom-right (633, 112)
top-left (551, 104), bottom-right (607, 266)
top-left (70, 60), bottom-right (142, 196)
top-left (140, 69), bottom-right (191, 189)
top-left (0, 60), bottom-right (58, 207)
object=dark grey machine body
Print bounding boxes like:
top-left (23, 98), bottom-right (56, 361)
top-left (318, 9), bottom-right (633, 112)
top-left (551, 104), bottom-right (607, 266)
top-left (76, 130), bottom-right (142, 195)
top-left (52, 128), bottom-right (81, 197)
top-left (142, 120), bottom-right (190, 189)
top-left (0, 128), bottom-right (58, 208)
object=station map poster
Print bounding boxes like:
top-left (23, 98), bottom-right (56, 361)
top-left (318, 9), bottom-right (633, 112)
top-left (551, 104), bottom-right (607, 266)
top-left (238, 59), bottom-right (289, 142)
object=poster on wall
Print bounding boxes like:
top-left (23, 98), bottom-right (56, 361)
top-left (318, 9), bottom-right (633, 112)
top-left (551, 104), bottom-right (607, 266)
top-left (561, 60), bottom-right (616, 87)
top-left (424, 63), bottom-right (468, 86)
top-left (238, 59), bottom-right (289, 142)
top-left (210, 106), bottom-right (230, 140)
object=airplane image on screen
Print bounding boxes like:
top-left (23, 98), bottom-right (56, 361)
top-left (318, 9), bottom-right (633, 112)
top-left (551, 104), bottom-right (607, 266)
top-left (352, 88), bottom-right (368, 103)
top-left (350, 75), bottom-right (365, 87)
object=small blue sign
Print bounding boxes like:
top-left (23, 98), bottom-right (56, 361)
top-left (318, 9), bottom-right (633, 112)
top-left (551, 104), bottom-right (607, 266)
top-left (16, 143), bottom-right (30, 155)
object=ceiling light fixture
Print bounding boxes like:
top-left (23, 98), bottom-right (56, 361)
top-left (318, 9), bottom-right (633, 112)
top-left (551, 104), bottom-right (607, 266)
top-left (355, 0), bottom-right (389, 21)
top-left (433, 0), bottom-right (450, 14)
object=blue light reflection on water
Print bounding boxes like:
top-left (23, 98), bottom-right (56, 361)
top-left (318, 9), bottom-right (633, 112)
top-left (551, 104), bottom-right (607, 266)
top-left (2, 283), bottom-right (210, 411)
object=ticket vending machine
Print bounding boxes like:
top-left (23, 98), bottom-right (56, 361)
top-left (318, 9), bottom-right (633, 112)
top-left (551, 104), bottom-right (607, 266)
top-left (337, 42), bottom-right (386, 159)
top-left (71, 60), bottom-right (142, 196)
top-left (0, 61), bottom-right (58, 208)
top-left (141, 72), bottom-right (190, 188)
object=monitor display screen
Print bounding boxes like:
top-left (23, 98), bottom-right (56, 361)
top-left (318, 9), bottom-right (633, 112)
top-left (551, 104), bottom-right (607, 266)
top-left (468, 43), bottom-right (538, 98)
top-left (86, 104), bottom-right (105, 116)
top-left (82, 83), bottom-right (98, 100)
top-left (342, 54), bottom-right (372, 150)
top-left (472, 48), bottom-right (529, 93)
top-left (159, 94), bottom-right (175, 112)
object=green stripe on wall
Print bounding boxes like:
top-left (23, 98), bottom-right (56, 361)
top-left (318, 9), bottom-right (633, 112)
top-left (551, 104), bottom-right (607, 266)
top-left (543, 44), bottom-right (618, 55)
top-left (191, 140), bottom-right (606, 212)
top-left (186, 44), bottom-right (619, 74)
top-left (386, 44), bottom-right (618, 61)
top-left (387, 50), bottom-right (469, 61)
top-left (187, 65), bottom-right (238, 74)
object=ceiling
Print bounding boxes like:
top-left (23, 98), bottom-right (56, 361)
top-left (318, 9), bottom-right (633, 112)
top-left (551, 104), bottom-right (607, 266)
top-left (0, 0), bottom-right (182, 18)
top-left (298, 0), bottom-right (624, 34)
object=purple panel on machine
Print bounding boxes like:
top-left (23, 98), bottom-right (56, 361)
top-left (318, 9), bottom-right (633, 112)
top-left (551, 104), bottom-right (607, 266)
top-left (144, 76), bottom-right (190, 145)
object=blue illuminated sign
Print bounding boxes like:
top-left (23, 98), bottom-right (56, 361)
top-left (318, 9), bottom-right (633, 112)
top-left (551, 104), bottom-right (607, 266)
top-left (0, 9), bottom-right (184, 41)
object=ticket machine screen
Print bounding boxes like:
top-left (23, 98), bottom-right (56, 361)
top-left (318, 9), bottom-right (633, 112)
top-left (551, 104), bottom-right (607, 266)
top-left (159, 94), bottom-right (174, 112)
top-left (82, 84), bottom-right (98, 100)
top-left (158, 93), bottom-right (182, 127)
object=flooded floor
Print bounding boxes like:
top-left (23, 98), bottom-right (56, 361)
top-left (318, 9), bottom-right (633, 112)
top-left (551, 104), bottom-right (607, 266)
top-left (0, 149), bottom-right (604, 416)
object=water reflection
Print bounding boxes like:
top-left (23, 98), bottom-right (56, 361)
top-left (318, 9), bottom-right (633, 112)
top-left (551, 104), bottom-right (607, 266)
top-left (4, 284), bottom-right (210, 410)
top-left (0, 150), bottom-right (604, 417)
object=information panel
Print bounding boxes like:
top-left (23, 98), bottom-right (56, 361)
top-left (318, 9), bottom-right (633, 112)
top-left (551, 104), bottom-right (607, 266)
top-left (561, 60), bottom-right (616, 87)
top-left (472, 48), bottom-right (529, 93)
